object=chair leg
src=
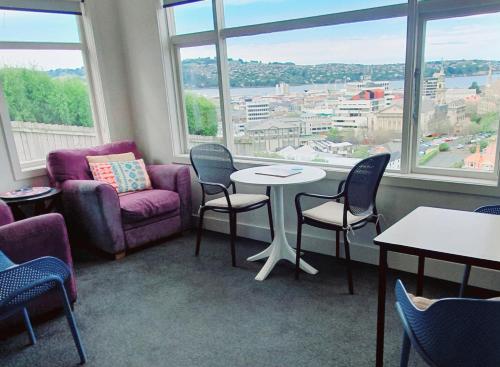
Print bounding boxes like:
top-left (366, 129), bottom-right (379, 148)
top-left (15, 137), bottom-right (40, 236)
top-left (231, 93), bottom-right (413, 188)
top-left (400, 331), bottom-right (411, 367)
top-left (267, 200), bottom-right (275, 241)
top-left (22, 308), bottom-right (36, 345)
top-left (376, 221), bottom-right (382, 235)
top-left (459, 265), bottom-right (472, 298)
top-left (195, 208), bottom-right (206, 256)
top-left (229, 212), bottom-right (237, 267)
top-left (343, 230), bottom-right (354, 295)
top-left (335, 231), bottom-right (340, 259)
top-left (59, 284), bottom-right (87, 365)
top-left (295, 221), bottom-right (303, 280)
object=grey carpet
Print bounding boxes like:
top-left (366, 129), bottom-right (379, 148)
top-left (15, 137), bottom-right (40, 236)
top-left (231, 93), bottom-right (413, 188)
top-left (0, 231), bottom-right (465, 367)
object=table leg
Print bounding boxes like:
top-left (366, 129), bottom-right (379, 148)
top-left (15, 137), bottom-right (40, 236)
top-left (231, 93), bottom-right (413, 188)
top-left (376, 247), bottom-right (388, 367)
top-left (247, 185), bottom-right (318, 281)
top-left (417, 255), bottom-right (425, 296)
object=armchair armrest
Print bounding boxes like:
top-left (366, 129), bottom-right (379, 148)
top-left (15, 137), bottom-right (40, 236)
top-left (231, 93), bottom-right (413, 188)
top-left (61, 180), bottom-right (125, 255)
top-left (295, 192), bottom-right (345, 217)
top-left (0, 200), bottom-right (14, 226)
top-left (0, 213), bottom-right (76, 300)
top-left (148, 164), bottom-right (192, 230)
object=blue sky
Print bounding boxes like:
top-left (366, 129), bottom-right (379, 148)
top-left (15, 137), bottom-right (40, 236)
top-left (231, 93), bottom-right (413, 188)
top-left (1, 3), bottom-right (500, 69)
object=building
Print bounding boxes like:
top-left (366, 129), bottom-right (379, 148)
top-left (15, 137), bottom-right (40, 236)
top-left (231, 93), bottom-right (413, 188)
top-left (464, 142), bottom-right (497, 170)
top-left (275, 82), bottom-right (290, 95)
top-left (245, 118), bottom-right (302, 152)
top-left (447, 99), bottom-right (470, 135)
top-left (245, 101), bottom-right (270, 122)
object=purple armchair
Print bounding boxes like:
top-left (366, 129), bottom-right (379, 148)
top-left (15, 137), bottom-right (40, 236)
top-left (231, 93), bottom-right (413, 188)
top-left (46, 140), bottom-right (192, 259)
top-left (0, 200), bottom-right (77, 325)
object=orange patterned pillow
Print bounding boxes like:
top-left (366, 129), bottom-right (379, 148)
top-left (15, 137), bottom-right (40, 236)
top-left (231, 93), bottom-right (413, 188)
top-left (89, 159), bottom-right (152, 193)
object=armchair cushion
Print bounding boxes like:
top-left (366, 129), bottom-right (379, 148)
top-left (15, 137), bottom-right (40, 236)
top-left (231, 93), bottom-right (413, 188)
top-left (302, 201), bottom-right (369, 226)
top-left (205, 193), bottom-right (268, 208)
top-left (119, 190), bottom-right (180, 224)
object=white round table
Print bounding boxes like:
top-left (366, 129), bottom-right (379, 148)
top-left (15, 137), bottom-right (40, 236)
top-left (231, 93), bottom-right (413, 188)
top-left (230, 165), bottom-right (326, 281)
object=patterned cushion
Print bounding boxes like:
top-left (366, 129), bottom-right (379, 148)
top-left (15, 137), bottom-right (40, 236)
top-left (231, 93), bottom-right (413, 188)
top-left (89, 159), bottom-right (152, 193)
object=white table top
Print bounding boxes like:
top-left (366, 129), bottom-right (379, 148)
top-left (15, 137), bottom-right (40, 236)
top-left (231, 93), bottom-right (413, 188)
top-left (374, 206), bottom-right (500, 264)
top-left (230, 165), bottom-right (326, 187)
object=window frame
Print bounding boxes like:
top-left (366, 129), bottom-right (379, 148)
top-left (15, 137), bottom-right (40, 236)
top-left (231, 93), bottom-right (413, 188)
top-left (162, 0), bottom-right (500, 185)
top-left (0, 7), bottom-right (109, 179)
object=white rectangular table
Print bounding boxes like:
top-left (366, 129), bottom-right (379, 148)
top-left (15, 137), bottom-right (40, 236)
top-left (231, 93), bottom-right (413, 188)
top-left (374, 206), bottom-right (500, 367)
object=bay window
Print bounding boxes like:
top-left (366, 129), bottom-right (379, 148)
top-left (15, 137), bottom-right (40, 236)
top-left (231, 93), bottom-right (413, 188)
top-left (164, 0), bottom-right (500, 182)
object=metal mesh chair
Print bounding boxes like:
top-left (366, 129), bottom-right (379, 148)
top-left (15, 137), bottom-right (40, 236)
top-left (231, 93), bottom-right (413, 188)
top-left (459, 204), bottom-right (500, 297)
top-left (295, 153), bottom-right (390, 292)
top-left (190, 144), bottom-right (274, 267)
top-left (395, 279), bottom-right (500, 367)
top-left (0, 251), bottom-right (86, 364)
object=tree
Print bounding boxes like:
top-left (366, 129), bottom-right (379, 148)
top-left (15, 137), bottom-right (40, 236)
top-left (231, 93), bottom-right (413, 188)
top-left (0, 67), bottom-right (93, 127)
top-left (185, 93), bottom-right (218, 136)
top-left (326, 127), bottom-right (343, 143)
top-left (438, 143), bottom-right (450, 152)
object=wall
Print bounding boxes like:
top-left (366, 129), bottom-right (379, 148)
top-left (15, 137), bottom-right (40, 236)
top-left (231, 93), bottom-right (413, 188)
top-left (0, 0), bottom-right (134, 193)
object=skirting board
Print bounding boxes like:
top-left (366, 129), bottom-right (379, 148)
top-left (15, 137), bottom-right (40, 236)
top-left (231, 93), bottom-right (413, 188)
top-left (195, 213), bottom-right (500, 292)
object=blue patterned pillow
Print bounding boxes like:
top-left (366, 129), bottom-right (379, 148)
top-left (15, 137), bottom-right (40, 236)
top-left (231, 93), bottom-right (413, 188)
top-left (110, 159), bottom-right (152, 193)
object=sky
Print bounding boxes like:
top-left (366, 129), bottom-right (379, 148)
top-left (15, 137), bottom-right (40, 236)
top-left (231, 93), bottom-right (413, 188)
top-left (1, 2), bottom-right (500, 70)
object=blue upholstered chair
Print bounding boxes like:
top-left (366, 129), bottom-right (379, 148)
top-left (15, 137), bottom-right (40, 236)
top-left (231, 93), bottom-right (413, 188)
top-left (395, 279), bottom-right (500, 367)
top-left (0, 251), bottom-right (87, 364)
top-left (459, 204), bottom-right (500, 297)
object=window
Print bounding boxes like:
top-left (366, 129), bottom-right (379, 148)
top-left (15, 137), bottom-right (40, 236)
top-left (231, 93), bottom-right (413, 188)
top-left (165, 0), bottom-right (500, 182)
top-left (177, 45), bottom-right (224, 149)
top-left (415, 11), bottom-right (500, 176)
top-left (0, 9), bottom-right (106, 175)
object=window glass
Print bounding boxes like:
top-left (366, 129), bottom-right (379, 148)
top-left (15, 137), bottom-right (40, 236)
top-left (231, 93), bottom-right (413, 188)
top-left (179, 46), bottom-right (224, 149)
top-left (225, 17), bottom-right (407, 168)
top-left (0, 10), bottom-right (80, 43)
top-left (0, 49), bottom-right (96, 170)
top-left (173, 1), bottom-right (214, 35)
top-left (223, 0), bottom-right (405, 28)
top-left (416, 12), bottom-right (500, 173)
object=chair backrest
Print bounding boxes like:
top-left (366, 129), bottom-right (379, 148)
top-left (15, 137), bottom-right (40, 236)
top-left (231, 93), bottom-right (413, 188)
top-left (395, 280), bottom-right (500, 367)
top-left (344, 153), bottom-right (390, 217)
top-left (475, 205), bottom-right (500, 215)
top-left (46, 140), bottom-right (143, 186)
top-left (189, 144), bottom-right (236, 195)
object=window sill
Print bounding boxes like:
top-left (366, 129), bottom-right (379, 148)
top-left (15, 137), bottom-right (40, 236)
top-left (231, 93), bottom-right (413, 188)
top-left (15, 166), bottom-right (47, 180)
top-left (173, 154), bottom-right (500, 197)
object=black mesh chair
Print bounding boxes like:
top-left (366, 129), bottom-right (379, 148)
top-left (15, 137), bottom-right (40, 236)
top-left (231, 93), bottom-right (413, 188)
top-left (459, 204), bottom-right (500, 297)
top-left (295, 153), bottom-right (390, 293)
top-left (190, 144), bottom-right (274, 267)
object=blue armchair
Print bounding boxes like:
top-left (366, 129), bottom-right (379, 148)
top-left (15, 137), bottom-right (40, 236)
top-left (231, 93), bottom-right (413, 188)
top-left (0, 251), bottom-right (86, 364)
top-left (395, 279), bottom-right (500, 367)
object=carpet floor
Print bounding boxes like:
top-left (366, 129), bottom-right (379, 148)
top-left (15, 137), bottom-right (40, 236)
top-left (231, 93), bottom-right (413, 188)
top-left (0, 231), bottom-right (468, 367)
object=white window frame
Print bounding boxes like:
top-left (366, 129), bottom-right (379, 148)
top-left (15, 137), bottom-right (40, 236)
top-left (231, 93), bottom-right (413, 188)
top-left (161, 0), bottom-right (500, 186)
top-left (0, 5), bottom-right (109, 180)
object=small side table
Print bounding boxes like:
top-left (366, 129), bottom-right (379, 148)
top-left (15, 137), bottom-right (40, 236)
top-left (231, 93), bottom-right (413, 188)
top-left (2, 188), bottom-right (62, 220)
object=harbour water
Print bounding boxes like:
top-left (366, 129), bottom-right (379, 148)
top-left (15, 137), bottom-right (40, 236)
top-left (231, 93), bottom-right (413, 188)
top-left (188, 74), bottom-right (498, 98)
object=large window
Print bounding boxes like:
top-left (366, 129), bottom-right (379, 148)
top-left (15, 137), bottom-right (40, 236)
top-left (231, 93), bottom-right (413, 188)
top-left (165, 0), bottom-right (500, 181)
top-left (0, 8), bottom-right (105, 175)
top-left (415, 11), bottom-right (500, 177)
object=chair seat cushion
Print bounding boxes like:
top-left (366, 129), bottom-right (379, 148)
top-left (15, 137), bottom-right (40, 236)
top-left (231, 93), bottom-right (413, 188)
top-left (409, 294), bottom-right (500, 311)
top-left (205, 194), bottom-right (268, 208)
top-left (302, 201), bottom-right (369, 226)
top-left (119, 189), bottom-right (180, 224)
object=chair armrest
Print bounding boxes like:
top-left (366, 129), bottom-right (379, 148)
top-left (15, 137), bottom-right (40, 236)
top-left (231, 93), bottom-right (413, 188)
top-left (295, 192), bottom-right (344, 217)
top-left (0, 213), bottom-right (76, 299)
top-left (199, 180), bottom-right (233, 209)
top-left (147, 164), bottom-right (192, 230)
top-left (61, 180), bottom-right (125, 255)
